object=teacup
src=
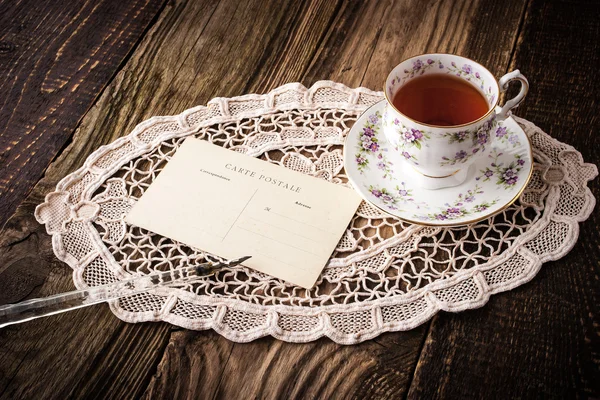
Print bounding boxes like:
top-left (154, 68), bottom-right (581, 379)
top-left (383, 54), bottom-right (528, 189)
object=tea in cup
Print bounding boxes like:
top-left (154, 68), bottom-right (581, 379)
top-left (383, 54), bottom-right (528, 189)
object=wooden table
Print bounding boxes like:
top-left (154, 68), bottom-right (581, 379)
top-left (0, 0), bottom-right (598, 398)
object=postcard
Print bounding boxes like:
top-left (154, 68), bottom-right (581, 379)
top-left (125, 138), bottom-right (362, 288)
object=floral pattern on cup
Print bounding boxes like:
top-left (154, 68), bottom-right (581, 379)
top-left (475, 148), bottom-right (526, 189)
top-left (439, 115), bottom-right (496, 167)
top-left (399, 125), bottom-right (431, 150)
top-left (384, 56), bottom-right (502, 178)
top-left (444, 129), bottom-right (472, 144)
top-left (355, 111), bottom-right (394, 179)
top-left (413, 184), bottom-right (499, 222)
top-left (442, 115), bottom-right (496, 145)
top-left (382, 115), bottom-right (432, 161)
top-left (494, 125), bottom-right (521, 148)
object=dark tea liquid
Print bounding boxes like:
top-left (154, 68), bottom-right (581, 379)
top-left (392, 74), bottom-right (489, 126)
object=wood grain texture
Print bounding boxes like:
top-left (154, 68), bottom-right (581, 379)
top-left (0, 0), bottom-right (165, 228)
top-left (0, 0), bottom-right (597, 399)
top-left (142, 330), bottom-right (235, 399)
top-left (211, 333), bottom-right (426, 400)
top-left (407, 0), bottom-right (600, 398)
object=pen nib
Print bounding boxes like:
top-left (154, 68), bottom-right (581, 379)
top-left (227, 255), bottom-right (251, 267)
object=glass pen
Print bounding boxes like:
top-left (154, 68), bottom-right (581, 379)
top-left (0, 256), bottom-right (251, 328)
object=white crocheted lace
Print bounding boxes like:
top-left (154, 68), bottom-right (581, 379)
top-left (35, 81), bottom-right (597, 344)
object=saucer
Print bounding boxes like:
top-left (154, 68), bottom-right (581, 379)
top-left (343, 100), bottom-right (533, 226)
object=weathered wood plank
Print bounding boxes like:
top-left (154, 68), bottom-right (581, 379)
top-left (141, 330), bottom-right (235, 400)
top-left (0, 0), bottom-right (165, 228)
top-left (212, 334), bottom-right (426, 400)
top-left (407, 0), bottom-right (600, 397)
top-left (0, 0), bottom-right (169, 398)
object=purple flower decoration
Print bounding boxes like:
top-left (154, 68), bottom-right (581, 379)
top-left (502, 168), bottom-right (518, 185)
top-left (477, 132), bottom-right (489, 145)
top-left (377, 161), bottom-right (386, 170)
top-left (369, 114), bottom-right (379, 124)
top-left (495, 126), bottom-right (507, 138)
top-left (465, 195), bottom-right (475, 203)
top-left (403, 130), bottom-right (417, 142)
top-left (382, 194), bottom-right (393, 202)
top-left (363, 127), bottom-right (375, 137)
top-left (475, 72), bottom-right (481, 79)
top-left (508, 135), bottom-right (519, 144)
top-left (504, 168), bottom-right (516, 178)
top-left (371, 189), bottom-right (382, 198)
top-left (517, 158), bottom-right (525, 166)
top-left (393, 118), bottom-right (400, 125)
top-left (427, 59), bottom-right (434, 64)
top-left (355, 156), bottom-right (365, 164)
top-left (456, 131), bottom-right (468, 140)
top-left (398, 189), bottom-right (408, 196)
top-left (402, 151), bottom-right (411, 159)
top-left (451, 61), bottom-right (457, 67)
top-left (369, 142), bottom-right (380, 152)
top-left (447, 207), bottom-right (461, 216)
top-left (413, 59), bottom-right (423, 71)
top-left (439, 63), bottom-right (444, 69)
top-left (484, 170), bottom-right (494, 178)
top-left (456, 150), bottom-right (468, 159)
top-left (435, 214), bottom-right (448, 220)
top-left (404, 69), bottom-right (410, 74)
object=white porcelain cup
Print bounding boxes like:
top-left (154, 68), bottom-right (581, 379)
top-left (383, 54), bottom-right (528, 189)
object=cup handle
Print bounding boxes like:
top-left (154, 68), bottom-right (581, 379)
top-left (496, 70), bottom-right (529, 121)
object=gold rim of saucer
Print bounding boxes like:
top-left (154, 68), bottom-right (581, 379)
top-left (383, 53), bottom-right (501, 129)
top-left (342, 100), bottom-right (535, 228)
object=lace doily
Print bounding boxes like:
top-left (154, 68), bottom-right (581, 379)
top-left (35, 81), bottom-right (597, 344)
